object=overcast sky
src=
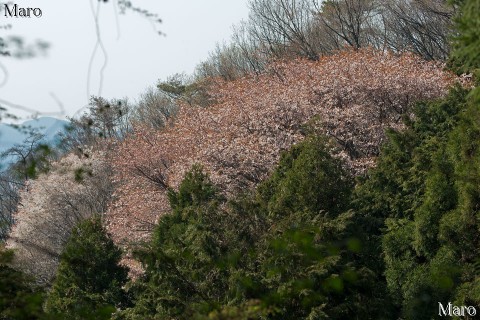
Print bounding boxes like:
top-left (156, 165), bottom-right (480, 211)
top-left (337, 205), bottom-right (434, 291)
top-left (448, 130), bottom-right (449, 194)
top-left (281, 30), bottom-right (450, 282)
top-left (0, 0), bottom-right (250, 121)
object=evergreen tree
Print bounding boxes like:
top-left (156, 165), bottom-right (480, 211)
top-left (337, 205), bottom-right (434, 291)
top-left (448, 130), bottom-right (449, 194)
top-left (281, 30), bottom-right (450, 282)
top-left (450, 0), bottom-right (480, 74)
top-left (45, 217), bottom-right (129, 319)
top-left (121, 137), bottom-right (394, 319)
top-left (257, 135), bottom-right (352, 220)
top-left (353, 85), bottom-right (480, 318)
top-left (120, 165), bottom-right (257, 319)
top-left (351, 1), bottom-right (480, 316)
top-left (248, 136), bottom-right (391, 319)
top-left (0, 247), bottom-right (46, 320)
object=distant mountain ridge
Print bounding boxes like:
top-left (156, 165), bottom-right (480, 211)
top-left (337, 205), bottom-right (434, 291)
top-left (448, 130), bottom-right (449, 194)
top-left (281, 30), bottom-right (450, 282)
top-left (0, 117), bottom-right (69, 163)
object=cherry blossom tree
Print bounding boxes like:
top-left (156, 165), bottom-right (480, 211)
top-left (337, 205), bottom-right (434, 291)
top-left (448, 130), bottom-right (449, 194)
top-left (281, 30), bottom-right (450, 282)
top-left (6, 151), bottom-right (112, 284)
top-left (106, 49), bottom-right (462, 251)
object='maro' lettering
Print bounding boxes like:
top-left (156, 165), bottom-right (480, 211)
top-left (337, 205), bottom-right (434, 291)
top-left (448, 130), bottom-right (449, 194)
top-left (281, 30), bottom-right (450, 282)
top-left (4, 4), bottom-right (43, 18)
top-left (439, 302), bottom-right (477, 317)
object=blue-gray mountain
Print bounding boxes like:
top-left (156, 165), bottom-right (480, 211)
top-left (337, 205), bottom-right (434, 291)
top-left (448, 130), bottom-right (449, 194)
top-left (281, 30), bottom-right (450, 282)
top-left (0, 117), bottom-right (69, 166)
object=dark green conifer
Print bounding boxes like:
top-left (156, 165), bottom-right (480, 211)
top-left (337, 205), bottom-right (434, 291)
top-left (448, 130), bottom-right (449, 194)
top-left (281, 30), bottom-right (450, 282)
top-left (45, 217), bottom-right (129, 319)
top-left (0, 247), bottom-right (46, 320)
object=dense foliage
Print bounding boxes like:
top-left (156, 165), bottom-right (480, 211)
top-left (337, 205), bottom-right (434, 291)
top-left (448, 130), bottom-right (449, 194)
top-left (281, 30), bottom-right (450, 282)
top-left (450, 0), bottom-right (480, 73)
top-left (45, 217), bottom-right (129, 319)
top-left (0, 246), bottom-right (46, 320)
top-left (352, 86), bottom-right (473, 318)
top-left (117, 138), bottom-right (393, 319)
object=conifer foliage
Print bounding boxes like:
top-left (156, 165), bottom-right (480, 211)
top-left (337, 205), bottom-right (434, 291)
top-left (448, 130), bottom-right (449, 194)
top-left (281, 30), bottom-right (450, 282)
top-left (119, 138), bottom-right (391, 319)
top-left (45, 217), bottom-right (129, 320)
top-left (247, 137), bottom-right (390, 319)
top-left (119, 166), bottom-right (260, 318)
top-left (0, 246), bottom-right (46, 320)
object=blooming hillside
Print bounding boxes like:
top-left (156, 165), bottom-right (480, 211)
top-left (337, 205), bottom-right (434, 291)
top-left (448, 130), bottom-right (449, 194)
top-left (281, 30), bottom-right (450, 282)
top-left (106, 49), bottom-right (460, 248)
top-left (6, 152), bottom-right (112, 283)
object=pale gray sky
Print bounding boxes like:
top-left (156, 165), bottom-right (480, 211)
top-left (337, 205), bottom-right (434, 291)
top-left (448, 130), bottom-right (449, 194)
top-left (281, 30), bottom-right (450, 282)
top-left (0, 0), bottom-right (250, 120)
